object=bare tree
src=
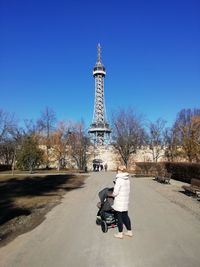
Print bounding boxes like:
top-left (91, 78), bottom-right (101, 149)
top-left (0, 109), bottom-right (17, 142)
top-left (50, 121), bottom-right (71, 170)
top-left (173, 108), bottom-right (200, 162)
top-left (68, 122), bottom-right (90, 170)
top-left (112, 108), bottom-right (146, 167)
top-left (24, 119), bottom-right (39, 135)
top-left (147, 118), bottom-right (166, 162)
top-left (37, 107), bottom-right (56, 168)
top-left (0, 109), bottom-right (19, 168)
top-left (0, 139), bottom-right (15, 164)
top-left (163, 127), bottom-right (180, 162)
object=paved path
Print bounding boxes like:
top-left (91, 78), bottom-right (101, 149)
top-left (0, 172), bottom-right (200, 267)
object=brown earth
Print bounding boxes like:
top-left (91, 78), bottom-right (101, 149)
top-left (0, 172), bottom-right (87, 247)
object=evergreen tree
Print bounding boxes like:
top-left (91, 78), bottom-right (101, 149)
top-left (16, 134), bottom-right (44, 172)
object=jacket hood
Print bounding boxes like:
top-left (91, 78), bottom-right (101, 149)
top-left (116, 172), bottom-right (129, 180)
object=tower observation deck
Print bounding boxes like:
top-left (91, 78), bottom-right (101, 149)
top-left (88, 44), bottom-right (111, 146)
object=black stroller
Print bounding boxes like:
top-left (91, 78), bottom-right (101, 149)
top-left (96, 187), bottom-right (117, 233)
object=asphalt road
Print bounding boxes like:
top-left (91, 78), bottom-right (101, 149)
top-left (0, 171), bottom-right (200, 267)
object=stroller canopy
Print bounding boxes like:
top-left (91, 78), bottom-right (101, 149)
top-left (93, 159), bottom-right (103, 164)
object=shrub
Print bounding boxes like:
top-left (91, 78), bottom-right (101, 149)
top-left (134, 162), bottom-right (170, 177)
top-left (134, 161), bottom-right (200, 183)
top-left (135, 162), bottom-right (157, 176)
top-left (165, 162), bottom-right (200, 183)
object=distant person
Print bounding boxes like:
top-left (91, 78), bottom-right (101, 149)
top-left (96, 164), bottom-right (99, 172)
top-left (104, 163), bottom-right (108, 171)
top-left (108, 165), bottom-right (132, 239)
top-left (93, 163), bottom-right (96, 172)
top-left (100, 164), bottom-right (103, 171)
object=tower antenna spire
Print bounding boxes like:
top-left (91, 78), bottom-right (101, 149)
top-left (97, 43), bottom-right (101, 63)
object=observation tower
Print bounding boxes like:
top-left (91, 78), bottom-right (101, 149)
top-left (88, 44), bottom-right (111, 146)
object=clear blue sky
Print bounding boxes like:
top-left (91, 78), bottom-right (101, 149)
top-left (0, 0), bottom-right (200, 128)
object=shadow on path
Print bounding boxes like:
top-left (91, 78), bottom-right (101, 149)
top-left (0, 174), bottom-right (84, 225)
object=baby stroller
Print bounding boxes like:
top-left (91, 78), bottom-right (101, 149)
top-left (96, 187), bottom-right (117, 233)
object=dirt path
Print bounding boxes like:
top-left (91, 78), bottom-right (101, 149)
top-left (0, 172), bottom-right (200, 267)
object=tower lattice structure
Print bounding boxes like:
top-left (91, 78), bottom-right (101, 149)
top-left (88, 44), bottom-right (111, 146)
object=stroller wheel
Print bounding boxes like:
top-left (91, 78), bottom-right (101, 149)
top-left (96, 217), bottom-right (102, 225)
top-left (101, 220), bottom-right (108, 233)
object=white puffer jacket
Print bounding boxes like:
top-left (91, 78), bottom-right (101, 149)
top-left (112, 172), bottom-right (130, 212)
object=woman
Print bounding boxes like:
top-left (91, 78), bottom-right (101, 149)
top-left (111, 165), bottom-right (133, 239)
